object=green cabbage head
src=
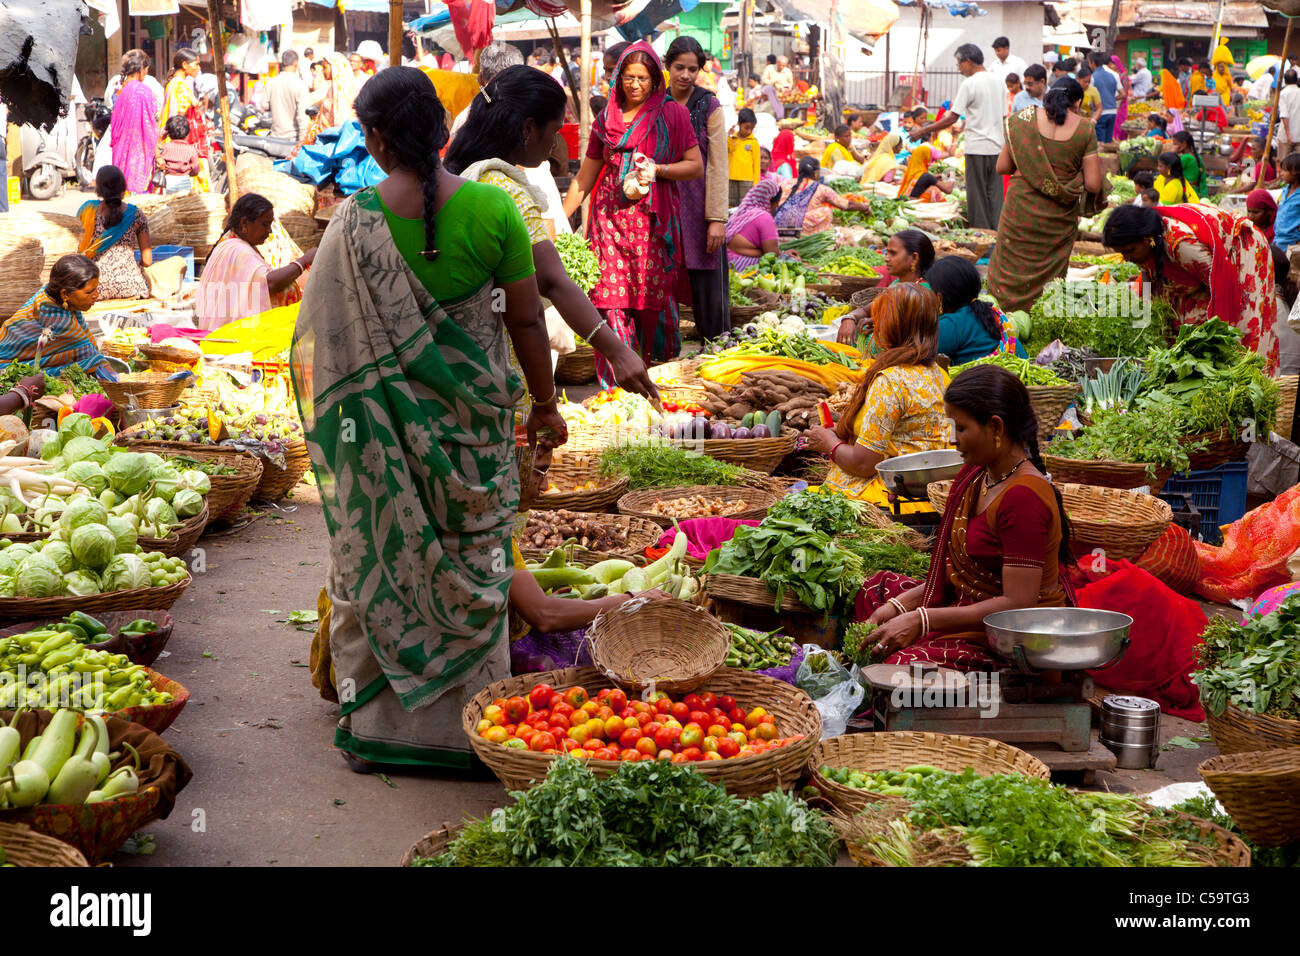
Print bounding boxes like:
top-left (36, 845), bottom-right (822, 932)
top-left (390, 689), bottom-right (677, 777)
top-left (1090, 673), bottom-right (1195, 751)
top-left (102, 552), bottom-right (150, 591)
top-left (70, 523), bottom-right (118, 569)
top-left (104, 453), bottom-right (153, 496)
top-left (16, 554), bottom-right (63, 597)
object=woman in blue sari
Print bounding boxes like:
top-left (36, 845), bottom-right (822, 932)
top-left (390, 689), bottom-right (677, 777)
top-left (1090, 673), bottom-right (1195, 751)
top-left (0, 254), bottom-right (117, 380)
top-left (774, 156), bottom-right (869, 235)
top-left (77, 166), bottom-right (152, 300)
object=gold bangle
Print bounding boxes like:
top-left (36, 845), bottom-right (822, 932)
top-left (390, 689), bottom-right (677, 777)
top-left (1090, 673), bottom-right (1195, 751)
top-left (917, 606), bottom-right (930, 637)
top-left (532, 388), bottom-right (558, 407)
top-left (886, 597), bottom-right (907, 617)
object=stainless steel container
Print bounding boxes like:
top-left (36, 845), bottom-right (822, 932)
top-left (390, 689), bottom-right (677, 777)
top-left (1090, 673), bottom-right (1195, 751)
top-left (875, 448), bottom-right (964, 499)
top-left (983, 607), bottom-right (1132, 672)
top-left (1100, 695), bottom-right (1161, 770)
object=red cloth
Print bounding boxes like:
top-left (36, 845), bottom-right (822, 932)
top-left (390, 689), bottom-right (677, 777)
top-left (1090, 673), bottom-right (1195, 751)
top-left (148, 324), bottom-right (208, 343)
top-left (1130, 524), bottom-right (1200, 595)
top-left (770, 129), bottom-right (796, 174)
top-left (1075, 561), bottom-right (1207, 721)
top-left (448, 0), bottom-right (494, 56)
top-left (1156, 204), bottom-right (1241, 341)
top-left (854, 570), bottom-right (998, 671)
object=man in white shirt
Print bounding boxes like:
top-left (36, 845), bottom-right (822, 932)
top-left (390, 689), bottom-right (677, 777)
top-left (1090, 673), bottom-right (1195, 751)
top-left (299, 47), bottom-right (316, 87)
top-left (773, 56), bottom-right (795, 93)
top-left (913, 43), bottom-right (1006, 229)
top-left (1249, 67), bottom-right (1277, 103)
top-left (1130, 57), bottom-right (1152, 98)
top-left (990, 37), bottom-right (1027, 81)
top-left (1279, 70), bottom-right (1300, 159)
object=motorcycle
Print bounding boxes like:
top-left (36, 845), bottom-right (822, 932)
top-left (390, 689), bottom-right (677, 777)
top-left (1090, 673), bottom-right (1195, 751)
top-left (76, 98), bottom-right (112, 186)
top-left (20, 98), bottom-right (109, 199)
top-left (207, 101), bottom-right (298, 196)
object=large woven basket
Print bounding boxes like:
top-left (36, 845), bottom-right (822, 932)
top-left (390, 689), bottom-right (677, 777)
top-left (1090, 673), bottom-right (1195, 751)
top-left (729, 303), bottom-right (767, 322)
top-left (1041, 453), bottom-right (1173, 494)
top-left (555, 344), bottom-right (598, 385)
top-left (0, 710), bottom-right (192, 864)
top-left (1026, 384), bottom-right (1078, 443)
top-left (0, 822), bottom-right (89, 867)
top-left (116, 442), bottom-right (264, 521)
top-left (137, 501), bottom-right (209, 558)
top-left (664, 426), bottom-right (800, 474)
top-left (618, 485), bottom-right (779, 528)
top-left (1181, 426), bottom-right (1249, 471)
top-left (0, 575), bottom-right (190, 622)
top-left (101, 373), bottom-right (192, 410)
top-left (819, 273), bottom-right (878, 295)
top-left (850, 286), bottom-right (887, 311)
top-left (534, 450), bottom-right (629, 512)
top-left (254, 440), bottom-right (312, 500)
top-left (1206, 702), bottom-right (1300, 756)
top-left (927, 481), bottom-right (1172, 562)
top-left (704, 571), bottom-right (814, 614)
top-left (587, 597), bottom-right (730, 695)
top-left (111, 669), bottom-right (190, 735)
top-left (99, 340), bottom-right (141, 363)
top-left (519, 511), bottom-right (663, 565)
top-left (810, 732), bottom-right (1051, 817)
top-left (400, 823), bottom-right (463, 866)
top-left (1198, 748), bottom-right (1300, 847)
top-left (138, 342), bottom-right (202, 367)
top-left (464, 666), bottom-right (821, 797)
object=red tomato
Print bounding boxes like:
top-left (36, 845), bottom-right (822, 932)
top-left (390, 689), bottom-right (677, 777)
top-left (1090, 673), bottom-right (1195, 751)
top-left (630, 700), bottom-right (652, 715)
top-left (653, 697), bottom-right (673, 716)
top-left (527, 712), bottom-right (550, 729)
top-left (548, 713), bottom-right (571, 731)
top-left (619, 726), bottom-right (644, 749)
top-left (530, 731), bottom-right (557, 752)
top-left (619, 707), bottom-right (636, 721)
top-left (679, 723), bottom-right (704, 748)
top-left (716, 737), bottom-right (740, 758)
top-left (595, 688), bottom-right (612, 704)
top-left (562, 737), bottom-right (580, 752)
top-left (634, 712), bottom-right (654, 727)
top-left (552, 701), bottom-right (576, 719)
top-left (563, 686), bottom-right (589, 709)
top-left (596, 706), bottom-right (615, 721)
top-left (635, 736), bottom-right (658, 756)
top-left (716, 695), bottom-right (737, 712)
top-left (593, 749), bottom-right (618, 761)
top-left (517, 725), bottom-right (537, 743)
top-left (702, 751), bottom-right (723, 761)
top-left (706, 724), bottom-right (729, 739)
top-left (670, 752), bottom-right (690, 763)
top-left (528, 684), bottom-right (554, 711)
top-left (654, 726), bottom-right (681, 752)
top-left (582, 738), bottom-right (603, 752)
top-left (671, 702), bottom-right (690, 723)
top-left (504, 696), bottom-right (529, 724)
top-left (657, 749), bottom-right (675, 761)
top-left (503, 724), bottom-right (517, 737)
top-left (643, 721), bottom-right (663, 738)
top-left (682, 694), bottom-right (705, 713)
top-left (729, 707), bottom-right (747, 725)
top-left (550, 693), bottom-right (566, 711)
top-left (620, 749), bottom-right (641, 762)
top-left (608, 689), bottom-right (629, 712)
top-left (681, 747), bottom-right (704, 762)
top-left (699, 692), bottom-right (717, 709)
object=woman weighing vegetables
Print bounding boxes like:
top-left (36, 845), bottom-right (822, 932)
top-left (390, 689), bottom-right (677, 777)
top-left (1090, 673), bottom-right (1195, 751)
top-left (855, 365), bottom-right (1075, 670)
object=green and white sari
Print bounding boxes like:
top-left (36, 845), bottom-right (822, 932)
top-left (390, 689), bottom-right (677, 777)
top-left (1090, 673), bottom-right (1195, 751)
top-left (291, 187), bottom-right (523, 767)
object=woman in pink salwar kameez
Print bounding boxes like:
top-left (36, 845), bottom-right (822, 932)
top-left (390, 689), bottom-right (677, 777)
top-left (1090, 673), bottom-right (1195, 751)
top-left (111, 50), bottom-right (161, 194)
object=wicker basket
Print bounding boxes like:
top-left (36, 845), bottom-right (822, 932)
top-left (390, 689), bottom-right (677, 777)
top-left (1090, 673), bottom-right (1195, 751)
top-left (818, 273), bottom-right (879, 295)
top-left (534, 450), bottom-right (629, 512)
top-left (254, 440), bottom-right (312, 500)
top-left (555, 345), bottom-right (598, 385)
top-left (1181, 426), bottom-right (1249, 471)
top-left (795, 128), bottom-right (826, 143)
top-left (1027, 384), bottom-right (1078, 443)
top-left (115, 442), bottom-right (264, 521)
top-left (1276, 375), bottom-right (1297, 442)
top-left (138, 342), bottom-right (202, 366)
top-left (1198, 748), bottom-right (1300, 847)
top-left (704, 571), bottom-right (815, 614)
top-left (99, 340), bottom-right (140, 362)
top-left (101, 373), bottom-right (192, 410)
top-left (1206, 703), bottom-right (1300, 756)
top-left (618, 485), bottom-right (779, 528)
top-left (729, 303), bottom-right (767, 322)
top-left (137, 502), bottom-right (209, 558)
top-left (464, 666), bottom-right (821, 796)
top-left (927, 481), bottom-right (1172, 561)
top-left (587, 597), bottom-right (730, 695)
top-left (663, 426), bottom-right (800, 474)
top-left (519, 512), bottom-right (663, 565)
top-left (850, 286), bottom-right (887, 311)
top-left (400, 823), bottom-right (464, 866)
top-left (1041, 453), bottom-right (1173, 494)
top-left (0, 822), bottom-right (89, 867)
top-left (810, 732), bottom-right (1051, 817)
top-left (111, 669), bottom-right (190, 735)
top-left (0, 575), bottom-right (191, 623)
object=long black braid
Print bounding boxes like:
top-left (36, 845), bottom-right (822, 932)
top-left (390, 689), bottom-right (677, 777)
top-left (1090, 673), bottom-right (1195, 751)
top-left (354, 67), bottom-right (450, 261)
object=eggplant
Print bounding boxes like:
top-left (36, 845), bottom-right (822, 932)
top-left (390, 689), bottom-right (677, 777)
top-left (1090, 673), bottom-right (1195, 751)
top-left (689, 417), bottom-right (708, 441)
top-left (751, 424), bottom-right (771, 439)
top-left (709, 421), bottom-right (732, 439)
top-left (733, 426), bottom-right (752, 440)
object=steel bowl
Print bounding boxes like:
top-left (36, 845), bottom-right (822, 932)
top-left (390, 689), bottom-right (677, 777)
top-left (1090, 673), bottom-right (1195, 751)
top-left (983, 607), bottom-right (1132, 672)
top-left (875, 449), bottom-right (964, 499)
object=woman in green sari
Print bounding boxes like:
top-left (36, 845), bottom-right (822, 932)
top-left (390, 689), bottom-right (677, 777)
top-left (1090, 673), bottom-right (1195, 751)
top-left (986, 78), bottom-right (1105, 314)
top-left (292, 67), bottom-right (565, 772)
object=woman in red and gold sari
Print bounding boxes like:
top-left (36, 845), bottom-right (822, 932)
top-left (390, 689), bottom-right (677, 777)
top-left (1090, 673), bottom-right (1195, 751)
top-left (854, 364), bottom-right (1076, 671)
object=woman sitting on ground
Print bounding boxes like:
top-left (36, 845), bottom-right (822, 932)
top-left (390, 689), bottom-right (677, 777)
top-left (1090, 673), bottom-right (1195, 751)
top-left (926, 255), bottom-right (1028, 365)
top-left (774, 156), bottom-right (870, 236)
top-left (836, 229), bottom-right (936, 345)
top-left (724, 179), bottom-right (781, 270)
top-left (77, 165), bottom-right (152, 300)
top-left (0, 254), bottom-right (117, 380)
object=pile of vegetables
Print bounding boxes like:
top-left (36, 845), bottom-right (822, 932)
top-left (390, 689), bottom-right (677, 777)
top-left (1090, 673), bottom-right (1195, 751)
top-left (0, 627), bottom-right (173, 711)
top-left (0, 709), bottom-right (143, 808)
top-left (733, 255), bottom-right (821, 296)
top-left (951, 353), bottom-right (1069, 387)
top-left (1195, 597), bottom-right (1300, 722)
top-left (812, 248), bottom-right (885, 276)
top-left (648, 494), bottom-right (752, 519)
top-left (766, 488), bottom-right (869, 534)
top-left (716, 328), bottom-right (859, 369)
top-left (1172, 792), bottom-right (1300, 869)
top-left (729, 270), bottom-right (756, 308)
top-left (553, 233), bottom-right (601, 293)
top-left (525, 533), bottom-right (699, 601)
top-left (0, 362), bottom-right (101, 400)
top-left (0, 537), bottom-right (189, 598)
top-left (723, 623), bottom-right (797, 670)
top-left (1070, 254), bottom-right (1140, 282)
top-left (126, 372), bottom-right (304, 457)
top-left (778, 232), bottom-right (835, 260)
top-left (695, 370), bottom-right (829, 431)
top-left (1079, 358), bottom-right (1143, 419)
top-left (521, 509), bottom-right (645, 553)
top-left (1023, 278), bottom-right (1174, 357)
top-left (598, 442), bottom-right (746, 489)
top-left (838, 768), bottom-right (1233, 867)
top-left (1047, 405), bottom-right (1197, 478)
top-left (413, 757), bottom-right (835, 867)
top-left (472, 682), bottom-right (805, 764)
top-left (820, 763), bottom-right (945, 795)
top-left (841, 621), bottom-right (880, 665)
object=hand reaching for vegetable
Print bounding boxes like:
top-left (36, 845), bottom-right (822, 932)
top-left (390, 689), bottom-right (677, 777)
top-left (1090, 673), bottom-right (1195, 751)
top-left (527, 403), bottom-right (569, 451)
top-left (603, 342), bottom-right (663, 411)
top-left (803, 426), bottom-right (839, 456)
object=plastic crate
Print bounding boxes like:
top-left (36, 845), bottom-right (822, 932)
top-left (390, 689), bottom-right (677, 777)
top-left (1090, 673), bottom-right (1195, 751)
top-left (1157, 461), bottom-right (1248, 545)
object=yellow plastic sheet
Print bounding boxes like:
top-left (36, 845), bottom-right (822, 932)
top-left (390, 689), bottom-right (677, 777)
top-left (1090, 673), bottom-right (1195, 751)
top-left (420, 68), bottom-right (480, 123)
top-left (698, 353), bottom-right (863, 390)
top-left (199, 303), bottom-right (299, 359)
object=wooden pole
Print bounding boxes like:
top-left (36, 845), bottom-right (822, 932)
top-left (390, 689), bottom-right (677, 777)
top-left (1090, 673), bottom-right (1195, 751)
top-left (579, 0), bottom-right (591, 160)
top-left (1105, 0), bottom-right (1121, 52)
top-left (1259, 16), bottom-right (1294, 187)
top-left (547, 19), bottom-right (583, 122)
top-left (390, 0), bottom-right (403, 67)
top-left (208, 0), bottom-right (237, 210)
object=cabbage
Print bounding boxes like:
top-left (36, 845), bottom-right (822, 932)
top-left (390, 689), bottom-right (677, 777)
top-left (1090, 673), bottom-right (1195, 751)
top-left (45, 524), bottom-right (68, 543)
top-left (151, 467), bottom-right (181, 502)
top-left (62, 496), bottom-right (109, 530)
top-left (172, 489), bottom-right (204, 519)
top-left (66, 461), bottom-right (108, 495)
top-left (40, 435), bottom-right (64, 461)
top-left (103, 453), bottom-right (152, 496)
top-left (60, 435), bottom-right (109, 465)
top-left (145, 499), bottom-right (177, 527)
top-left (63, 570), bottom-right (101, 596)
top-left (70, 523), bottom-right (117, 569)
top-left (106, 515), bottom-right (138, 553)
top-left (58, 412), bottom-right (94, 439)
top-left (16, 554), bottom-right (63, 597)
top-left (102, 553), bottom-right (150, 591)
top-left (0, 550), bottom-right (17, 576)
top-left (0, 575), bottom-right (14, 598)
top-left (40, 540), bottom-right (76, 574)
top-left (139, 453), bottom-right (165, 472)
top-left (179, 470), bottom-right (211, 496)
top-left (5, 543), bottom-right (33, 563)
top-left (0, 489), bottom-right (27, 515)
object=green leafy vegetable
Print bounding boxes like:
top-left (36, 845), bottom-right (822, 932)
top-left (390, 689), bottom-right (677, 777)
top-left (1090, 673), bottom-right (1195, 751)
top-left (598, 441), bottom-right (746, 489)
top-left (1194, 599), bottom-right (1300, 722)
top-left (553, 233), bottom-right (601, 293)
top-left (1048, 406), bottom-right (1196, 478)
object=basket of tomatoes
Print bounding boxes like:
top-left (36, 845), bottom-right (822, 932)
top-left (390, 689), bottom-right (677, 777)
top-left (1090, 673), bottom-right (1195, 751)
top-left (463, 665), bottom-right (821, 797)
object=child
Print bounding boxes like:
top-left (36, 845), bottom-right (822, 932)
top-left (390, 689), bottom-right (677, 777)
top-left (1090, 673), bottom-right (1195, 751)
top-left (1140, 187), bottom-right (1160, 207)
top-left (1154, 151), bottom-right (1198, 204)
top-left (1130, 169), bottom-right (1157, 204)
top-left (1273, 153), bottom-right (1300, 249)
top-left (157, 115), bottom-right (201, 195)
top-left (820, 124), bottom-right (865, 178)
top-left (727, 108), bottom-right (761, 206)
top-left (1005, 72), bottom-right (1021, 113)
top-left (1145, 114), bottom-right (1168, 137)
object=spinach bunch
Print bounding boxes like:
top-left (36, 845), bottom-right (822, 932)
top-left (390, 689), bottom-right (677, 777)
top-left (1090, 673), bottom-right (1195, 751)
top-left (766, 488), bottom-right (870, 535)
top-left (1048, 405), bottom-right (1195, 478)
top-left (1194, 599), bottom-right (1300, 721)
top-left (1171, 793), bottom-right (1300, 868)
top-left (553, 233), bottom-right (601, 293)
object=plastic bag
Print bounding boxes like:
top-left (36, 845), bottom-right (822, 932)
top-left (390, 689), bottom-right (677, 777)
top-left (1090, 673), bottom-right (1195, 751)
top-left (795, 647), bottom-right (865, 739)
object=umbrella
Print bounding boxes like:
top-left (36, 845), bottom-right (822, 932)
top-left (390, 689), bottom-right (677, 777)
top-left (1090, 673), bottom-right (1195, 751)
top-left (1248, 54), bottom-right (1281, 81)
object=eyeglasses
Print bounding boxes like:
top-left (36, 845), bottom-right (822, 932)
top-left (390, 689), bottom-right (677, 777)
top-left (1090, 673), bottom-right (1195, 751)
top-left (623, 75), bottom-right (652, 86)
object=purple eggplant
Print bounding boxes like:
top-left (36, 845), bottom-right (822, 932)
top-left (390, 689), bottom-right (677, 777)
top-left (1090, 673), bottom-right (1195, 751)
top-left (751, 424), bottom-right (770, 439)
top-left (709, 421), bottom-right (732, 439)
top-left (732, 426), bottom-right (752, 440)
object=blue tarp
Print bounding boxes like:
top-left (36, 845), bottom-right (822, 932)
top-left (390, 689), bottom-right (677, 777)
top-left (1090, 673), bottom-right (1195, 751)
top-left (274, 120), bottom-right (386, 195)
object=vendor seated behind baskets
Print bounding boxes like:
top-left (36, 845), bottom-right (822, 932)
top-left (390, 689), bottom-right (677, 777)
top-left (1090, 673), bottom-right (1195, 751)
top-left (854, 364), bottom-right (1075, 672)
top-left (0, 254), bottom-right (118, 381)
top-left (803, 283), bottom-right (951, 515)
top-left (194, 193), bottom-right (316, 331)
top-left (926, 256), bottom-right (1028, 365)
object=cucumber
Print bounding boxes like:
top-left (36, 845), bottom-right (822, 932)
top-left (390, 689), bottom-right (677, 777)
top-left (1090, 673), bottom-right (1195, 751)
top-left (741, 412), bottom-right (755, 429)
top-left (765, 410), bottom-right (782, 435)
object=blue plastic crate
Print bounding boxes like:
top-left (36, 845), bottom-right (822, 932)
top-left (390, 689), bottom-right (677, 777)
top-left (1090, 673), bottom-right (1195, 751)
top-left (134, 244), bottom-right (195, 282)
top-left (1157, 461), bottom-right (1248, 545)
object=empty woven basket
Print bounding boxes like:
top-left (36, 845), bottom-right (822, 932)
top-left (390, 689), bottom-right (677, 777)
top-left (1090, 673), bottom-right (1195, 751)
top-left (588, 596), bottom-right (730, 695)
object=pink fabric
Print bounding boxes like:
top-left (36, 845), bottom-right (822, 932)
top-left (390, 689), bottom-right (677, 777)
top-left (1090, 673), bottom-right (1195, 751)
top-left (737, 215), bottom-right (778, 247)
top-left (654, 517), bottom-right (760, 561)
top-left (724, 178), bottom-right (780, 244)
top-left (149, 324), bottom-right (209, 343)
top-left (72, 394), bottom-right (113, 419)
top-left (1247, 581), bottom-right (1300, 619)
top-left (111, 80), bottom-right (160, 193)
top-left (193, 237), bottom-right (272, 330)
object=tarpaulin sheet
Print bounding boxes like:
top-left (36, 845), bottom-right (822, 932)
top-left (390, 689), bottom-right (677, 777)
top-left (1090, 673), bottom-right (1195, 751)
top-left (199, 304), bottom-right (299, 359)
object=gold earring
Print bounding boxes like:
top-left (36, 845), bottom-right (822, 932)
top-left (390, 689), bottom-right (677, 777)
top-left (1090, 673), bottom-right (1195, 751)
top-left (1148, 238), bottom-right (1156, 249)
top-left (995, 435), bottom-right (1002, 451)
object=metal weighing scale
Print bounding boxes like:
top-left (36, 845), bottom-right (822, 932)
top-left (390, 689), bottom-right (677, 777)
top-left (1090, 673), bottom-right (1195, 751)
top-left (874, 449), bottom-right (964, 527)
top-left (856, 608), bottom-right (1135, 780)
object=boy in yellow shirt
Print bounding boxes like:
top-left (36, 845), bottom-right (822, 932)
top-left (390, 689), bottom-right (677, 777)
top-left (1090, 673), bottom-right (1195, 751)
top-left (727, 108), bottom-right (761, 206)
top-left (820, 124), bottom-right (865, 178)
top-left (1078, 67), bottom-right (1101, 121)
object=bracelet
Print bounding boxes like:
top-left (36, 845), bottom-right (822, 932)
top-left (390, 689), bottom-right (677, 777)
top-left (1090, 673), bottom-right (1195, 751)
top-left (886, 597), bottom-right (907, 617)
top-left (917, 606), bottom-right (930, 637)
top-left (8, 387), bottom-right (30, 408)
top-left (828, 440), bottom-right (846, 462)
top-left (532, 387), bottom-right (558, 407)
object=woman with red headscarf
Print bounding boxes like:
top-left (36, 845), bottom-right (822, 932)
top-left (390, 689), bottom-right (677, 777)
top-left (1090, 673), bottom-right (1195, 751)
top-left (564, 42), bottom-right (703, 385)
top-left (769, 128), bottom-right (796, 179)
top-left (1246, 189), bottom-right (1277, 243)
